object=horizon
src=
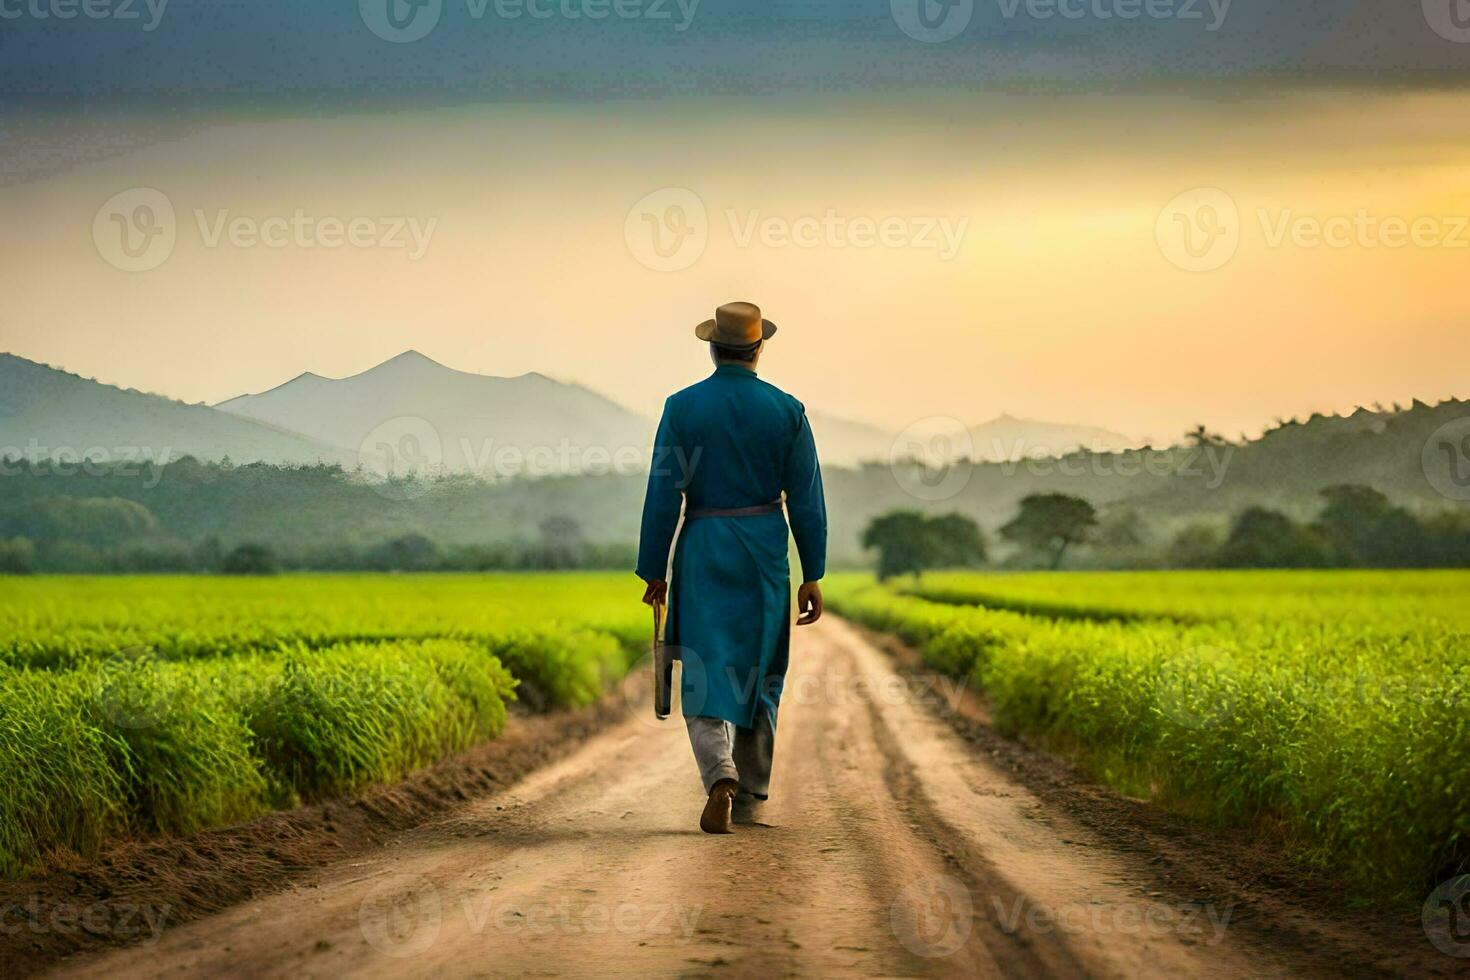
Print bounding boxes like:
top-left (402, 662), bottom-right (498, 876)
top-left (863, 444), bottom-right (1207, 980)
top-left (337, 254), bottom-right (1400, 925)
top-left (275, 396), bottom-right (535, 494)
top-left (5, 343), bottom-right (1464, 451)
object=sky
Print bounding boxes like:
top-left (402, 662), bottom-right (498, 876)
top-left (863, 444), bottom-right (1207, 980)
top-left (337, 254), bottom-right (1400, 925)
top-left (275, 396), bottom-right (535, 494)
top-left (2, 3), bottom-right (1469, 441)
top-left (5, 2), bottom-right (1469, 100)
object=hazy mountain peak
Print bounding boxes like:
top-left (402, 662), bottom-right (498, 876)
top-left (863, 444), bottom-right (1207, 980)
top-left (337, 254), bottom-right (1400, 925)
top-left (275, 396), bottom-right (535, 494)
top-left (214, 351), bottom-right (654, 476)
top-left (0, 354), bottom-right (346, 465)
top-left (806, 410), bottom-right (1141, 468)
top-left (970, 415), bottom-right (1138, 461)
top-left (213, 369), bottom-right (327, 410)
top-left (385, 349), bottom-right (439, 366)
top-left (361, 349), bottom-right (453, 376)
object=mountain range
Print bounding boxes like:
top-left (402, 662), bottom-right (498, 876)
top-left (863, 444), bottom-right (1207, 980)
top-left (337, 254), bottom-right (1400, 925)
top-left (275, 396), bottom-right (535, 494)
top-left (4, 349), bottom-right (1466, 567)
top-left (214, 350), bottom-right (652, 479)
top-left (0, 351), bottom-right (1140, 473)
top-left (0, 353), bottom-right (346, 468)
top-left (804, 413), bottom-right (1138, 468)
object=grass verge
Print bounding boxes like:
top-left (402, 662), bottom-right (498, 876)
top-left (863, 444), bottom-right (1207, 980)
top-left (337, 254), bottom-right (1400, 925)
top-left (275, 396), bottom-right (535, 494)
top-left (825, 571), bottom-right (1470, 904)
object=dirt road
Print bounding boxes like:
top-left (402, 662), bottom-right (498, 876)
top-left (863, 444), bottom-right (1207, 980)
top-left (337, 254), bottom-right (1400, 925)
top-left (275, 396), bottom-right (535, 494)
top-left (52, 617), bottom-right (1317, 978)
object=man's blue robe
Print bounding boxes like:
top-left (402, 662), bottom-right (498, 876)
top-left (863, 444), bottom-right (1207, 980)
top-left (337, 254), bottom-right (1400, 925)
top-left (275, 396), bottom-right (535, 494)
top-left (636, 364), bottom-right (827, 729)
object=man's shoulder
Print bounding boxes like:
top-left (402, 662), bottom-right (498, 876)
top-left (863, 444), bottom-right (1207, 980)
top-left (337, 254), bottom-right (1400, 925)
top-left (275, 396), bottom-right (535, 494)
top-left (665, 377), bottom-right (712, 406)
top-left (753, 376), bottom-right (806, 415)
top-left (666, 373), bottom-right (805, 416)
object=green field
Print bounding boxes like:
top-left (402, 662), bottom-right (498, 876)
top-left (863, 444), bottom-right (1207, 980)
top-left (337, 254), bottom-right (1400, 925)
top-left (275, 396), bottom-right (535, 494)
top-left (824, 570), bottom-right (1470, 902)
top-left (0, 574), bottom-right (645, 877)
top-left (5, 571), bottom-right (1466, 906)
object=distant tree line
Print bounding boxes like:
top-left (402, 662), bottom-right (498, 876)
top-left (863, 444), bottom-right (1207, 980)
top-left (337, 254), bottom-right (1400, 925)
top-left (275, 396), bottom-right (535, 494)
top-left (861, 485), bottom-right (1470, 575)
top-left (1171, 485), bottom-right (1470, 569)
top-left (0, 502), bottom-right (634, 575)
top-left (0, 454), bottom-right (649, 567)
top-left (4, 450), bottom-right (1469, 575)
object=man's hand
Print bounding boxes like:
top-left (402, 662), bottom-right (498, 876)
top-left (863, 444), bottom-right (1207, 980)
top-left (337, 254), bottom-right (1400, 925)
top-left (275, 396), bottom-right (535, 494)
top-left (796, 581), bottom-right (823, 625)
top-left (641, 578), bottom-right (668, 606)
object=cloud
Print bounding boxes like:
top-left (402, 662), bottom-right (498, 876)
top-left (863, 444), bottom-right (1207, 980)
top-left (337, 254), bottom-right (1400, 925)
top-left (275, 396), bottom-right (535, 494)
top-left (2, 1), bottom-right (1466, 106)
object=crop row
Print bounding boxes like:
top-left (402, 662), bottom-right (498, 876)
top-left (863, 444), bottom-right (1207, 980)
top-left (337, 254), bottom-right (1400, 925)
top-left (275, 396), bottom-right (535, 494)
top-left (0, 574), bottom-right (647, 671)
top-left (0, 574), bottom-right (646, 877)
top-left (823, 572), bottom-right (1470, 903)
top-left (899, 569), bottom-right (1470, 629)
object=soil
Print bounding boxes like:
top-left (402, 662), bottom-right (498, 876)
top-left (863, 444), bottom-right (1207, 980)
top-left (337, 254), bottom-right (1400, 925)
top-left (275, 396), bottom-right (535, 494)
top-left (1, 697), bottom-right (631, 977)
top-left (857, 625), bottom-right (1459, 979)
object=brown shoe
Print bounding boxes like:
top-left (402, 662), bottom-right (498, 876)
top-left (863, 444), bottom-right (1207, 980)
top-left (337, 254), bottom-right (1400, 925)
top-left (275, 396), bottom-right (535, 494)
top-left (700, 778), bottom-right (739, 834)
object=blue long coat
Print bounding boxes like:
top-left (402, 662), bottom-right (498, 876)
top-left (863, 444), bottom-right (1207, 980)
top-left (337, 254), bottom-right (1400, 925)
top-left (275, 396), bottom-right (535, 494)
top-left (636, 364), bottom-right (827, 729)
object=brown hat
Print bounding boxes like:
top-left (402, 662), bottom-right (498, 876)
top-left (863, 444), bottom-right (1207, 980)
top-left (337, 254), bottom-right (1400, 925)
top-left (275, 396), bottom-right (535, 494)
top-left (694, 301), bottom-right (778, 350)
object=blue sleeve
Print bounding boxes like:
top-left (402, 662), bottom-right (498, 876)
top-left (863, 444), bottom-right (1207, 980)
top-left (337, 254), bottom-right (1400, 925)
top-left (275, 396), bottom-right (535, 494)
top-left (636, 399), bottom-right (683, 581)
top-left (783, 410), bottom-right (827, 582)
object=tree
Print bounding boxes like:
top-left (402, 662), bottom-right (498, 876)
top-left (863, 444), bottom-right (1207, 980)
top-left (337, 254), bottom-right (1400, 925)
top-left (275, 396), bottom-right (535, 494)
top-left (862, 511), bottom-right (988, 581)
top-left (926, 513), bottom-right (988, 569)
top-left (1363, 509), bottom-right (1433, 567)
top-left (538, 515), bottom-right (586, 569)
top-left (0, 537), bottom-right (36, 574)
top-left (372, 533), bottom-right (441, 571)
top-left (4, 497), bottom-right (159, 549)
top-left (1216, 508), bottom-right (1331, 568)
top-left (1000, 494), bottom-right (1098, 569)
top-left (862, 511), bottom-right (934, 582)
top-left (221, 543), bottom-right (279, 575)
top-left (1094, 508), bottom-right (1147, 550)
top-left (1314, 484), bottom-right (1390, 563)
top-left (1184, 424), bottom-right (1228, 448)
top-left (1313, 484), bottom-right (1429, 567)
top-left (1423, 510), bottom-right (1470, 567)
top-left (1167, 522), bottom-right (1222, 568)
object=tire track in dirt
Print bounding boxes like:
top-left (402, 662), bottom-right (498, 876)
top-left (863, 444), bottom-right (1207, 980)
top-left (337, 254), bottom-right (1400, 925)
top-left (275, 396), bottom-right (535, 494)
top-left (49, 618), bottom-right (1313, 978)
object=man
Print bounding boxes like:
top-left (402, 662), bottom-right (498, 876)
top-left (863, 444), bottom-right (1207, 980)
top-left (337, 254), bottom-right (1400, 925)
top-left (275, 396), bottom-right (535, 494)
top-left (637, 301), bottom-right (827, 835)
